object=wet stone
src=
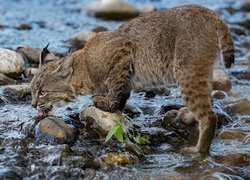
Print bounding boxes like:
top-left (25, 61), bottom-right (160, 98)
top-left (177, 107), bottom-right (196, 126)
top-left (35, 116), bottom-right (77, 144)
top-left (226, 98), bottom-right (250, 115)
top-left (162, 110), bottom-right (178, 128)
top-left (214, 153), bottom-right (250, 167)
top-left (99, 152), bottom-right (139, 166)
top-left (82, 106), bottom-right (120, 136)
top-left (85, 0), bottom-right (140, 20)
top-left (123, 103), bottom-right (141, 118)
top-left (16, 23), bottom-right (32, 30)
top-left (218, 130), bottom-right (247, 139)
top-left (144, 87), bottom-right (171, 98)
top-left (212, 69), bottom-right (231, 92)
top-left (0, 73), bottom-right (16, 85)
top-left (2, 84), bottom-right (31, 101)
top-left (0, 48), bottom-right (24, 77)
top-left (212, 90), bottom-right (227, 99)
top-left (124, 142), bottom-right (144, 156)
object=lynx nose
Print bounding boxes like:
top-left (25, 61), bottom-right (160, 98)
top-left (31, 101), bottom-right (37, 108)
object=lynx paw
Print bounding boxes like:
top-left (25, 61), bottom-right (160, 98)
top-left (93, 95), bottom-right (118, 112)
top-left (182, 146), bottom-right (199, 153)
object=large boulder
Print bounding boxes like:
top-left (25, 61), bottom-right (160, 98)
top-left (212, 69), bottom-right (232, 92)
top-left (85, 0), bottom-right (140, 20)
top-left (0, 48), bottom-right (24, 77)
top-left (35, 116), bottom-right (78, 144)
top-left (81, 106), bottom-right (120, 136)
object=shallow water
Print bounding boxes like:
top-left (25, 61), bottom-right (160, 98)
top-left (0, 0), bottom-right (250, 179)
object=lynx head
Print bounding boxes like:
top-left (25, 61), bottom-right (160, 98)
top-left (31, 44), bottom-right (76, 117)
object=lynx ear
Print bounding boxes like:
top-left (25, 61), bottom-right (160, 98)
top-left (39, 43), bottom-right (59, 68)
top-left (53, 55), bottom-right (73, 78)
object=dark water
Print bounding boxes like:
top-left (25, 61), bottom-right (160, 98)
top-left (0, 0), bottom-right (250, 179)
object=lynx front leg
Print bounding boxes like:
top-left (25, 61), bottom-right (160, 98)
top-left (93, 55), bottom-right (133, 112)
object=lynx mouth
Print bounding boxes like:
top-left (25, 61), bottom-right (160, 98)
top-left (37, 105), bottom-right (53, 118)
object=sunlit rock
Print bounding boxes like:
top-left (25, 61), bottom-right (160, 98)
top-left (35, 116), bottom-right (77, 144)
top-left (226, 98), bottom-right (250, 115)
top-left (0, 73), bottom-right (16, 85)
top-left (0, 48), bottom-right (24, 77)
top-left (212, 69), bottom-right (231, 92)
top-left (99, 152), bottom-right (139, 166)
top-left (2, 84), bottom-right (31, 101)
top-left (81, 106), bottom-right (120, 135)
top-left (218, 130), bottom-right (247, 139)
top-left (85, 0), bottom-right (140, 20)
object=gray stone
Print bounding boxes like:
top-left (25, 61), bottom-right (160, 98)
top-left (226, 98), bottom-right (250, 115)
top-left (85, 0), bottom-right (139, 20)
top-left (82, 106), bottom-right (120, 135)
top-left (2, 84), bottom-right (31, 100)
top-left (35, 116), bottom-right (77, 144)
top-left (99, 152), bottom-right (139, 166)
top-left (162, 110), bottom-right (178, 127)
top-left (69, 31), bottom-right (97, 49)
top-left (0, 48), bottom-right (24, 76)
top-left (0, 73), bottom-right (16, 85)
top-left (212, 90), bottom-right (227, 99)
top-left (212, 69), bottom-right (231, 92)
top-left (124, 142), bottom-right (144, 156)
top-left (17, 45), bottom-right (41, 63)
top-left (177, 107), bottom-right (196, 125)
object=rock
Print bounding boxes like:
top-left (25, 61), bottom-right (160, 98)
top-left (0, 73), bottom-right (16, 85)
top-left (212, 69), bottom-right (231, 92)
top-left (226, 98), bottom-right (250, 115)
top-left (2, 84), bottom-right (31, 101)
top-left (145, 87), bottom-right (171, 98)
top-left (177, 107), bottom-right (196, 125)
top-left (17, 45), bottom-right (41, 63)
top-left (124, 142), bottom-right (143, 156)
top-left (91, 26), bottom-right (108, 33)
top-left (218, 130), bottom-right (247, 139)
top-left (123, 104), bottom-right (141, 118)
top-left (24, 67), bottom-right (39, 78)
top-left (69, 31), bottom-right (97, 49)
top-left (212, 90), bottom-right (227, 99)
top-left (162, 110), bottom-right (178, 128)
top-left (99, 152), bottom-right (139, 166)
top-left (214, 153), bottom-right (250, 167)
top-left (35, 116), bottom-right (77, 144)
top-left (0, 48), bottom-right (24, 77)
top-left (85, 0), bottom-right (140, 21)
top-left (231, 65), bottom-right (250, 80)
top-left (16, 23), bottom-right (32, 30)
top-left (82, 106), bottom-right (120, 136)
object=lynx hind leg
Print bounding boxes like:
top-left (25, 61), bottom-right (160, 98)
top-left (177, 75), bottom-right (217, 153)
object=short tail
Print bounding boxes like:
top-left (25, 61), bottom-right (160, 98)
top-left (217, 20), bottom-right (234, 68)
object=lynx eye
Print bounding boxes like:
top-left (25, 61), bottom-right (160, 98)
top-left (39, 90), bottom-right (47, 97)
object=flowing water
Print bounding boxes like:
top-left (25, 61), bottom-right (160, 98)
top-left (0, 0), bottom-right (250, 179)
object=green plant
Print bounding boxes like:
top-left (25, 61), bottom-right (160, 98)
top-left (105, 115), bottom-right (150, 145)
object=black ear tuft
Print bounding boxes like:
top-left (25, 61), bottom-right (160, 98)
top-left (41, 43), bottom-right (50, 61)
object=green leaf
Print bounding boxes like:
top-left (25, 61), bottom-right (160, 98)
top-left (133, 134), bottom-right (141, 144)
top-left (119, 115), bottom-right (124, 123)
top-left (140, 137), bottom-right (150, 145)
top-left (105, 124), bottom-right (121, 143)
top-left (114, 126), bottom-right (124, 143)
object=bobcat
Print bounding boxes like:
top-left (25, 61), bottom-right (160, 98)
top-left (31, 5), bottom-right (234, 153)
